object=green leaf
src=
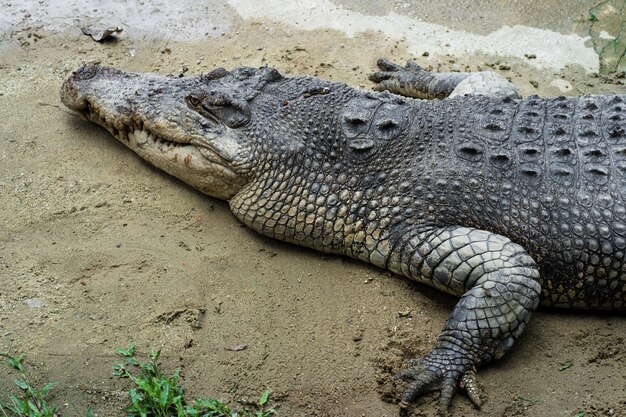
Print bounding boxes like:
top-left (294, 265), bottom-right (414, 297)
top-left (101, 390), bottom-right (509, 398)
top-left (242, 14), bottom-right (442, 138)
top-left (516, 395), bottom-right (540, 405)
top-left (559, 359), bottom-right (573, 371)
top-left (112, 364), bottom-right (125, 377)
top-left (40, 382), bottom-right (56, 396)
top-left (129, 389), bottom-right (142, 407)
top-left (159, 384), bottom-right (170, 407)
top-left (150, 349), bottom-right (161, 364)
top-left (27, 400), bottom-right (39, 413)
top-left (173, 396), bottom-right (185, 417)
top-left (14, 379), bottom-right (28, 390)
top-left (7, 353), bottom-right (26, 373)
top-left (9, 395), bottom-right (27, 413)
top-left (86, 406), bottom-right (95, 417)
top-left (259, 390), bottom-right (270, 407)
top-left (115, 343), bottom-right (136, 358)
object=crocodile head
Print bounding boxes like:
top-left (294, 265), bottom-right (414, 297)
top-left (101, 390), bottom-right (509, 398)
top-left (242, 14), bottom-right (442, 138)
top-left (61, 65), bottom-right (298, 200)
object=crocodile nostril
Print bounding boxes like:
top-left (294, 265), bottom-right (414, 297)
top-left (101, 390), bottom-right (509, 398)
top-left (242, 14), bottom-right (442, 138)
top-left (73, 66), bottom-right (99, 81)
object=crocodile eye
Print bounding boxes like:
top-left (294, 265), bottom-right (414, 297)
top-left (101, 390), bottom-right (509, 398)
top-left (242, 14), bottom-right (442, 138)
top-left (207, 103), bottom-right (250, 128)
top-left (186, 94), bottom-right (204, 108)
top-left (202, 94), bottom-right (251, 128)
top-left (203, 67), bottom-right (229, 81)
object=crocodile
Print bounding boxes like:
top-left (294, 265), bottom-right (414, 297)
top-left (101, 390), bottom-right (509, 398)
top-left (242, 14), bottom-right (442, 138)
top-left (60, 60), bottom-right (626, 411)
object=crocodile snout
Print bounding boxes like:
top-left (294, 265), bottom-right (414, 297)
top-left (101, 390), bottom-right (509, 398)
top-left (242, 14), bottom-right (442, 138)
top-left (61, 66), bottom-right (127, 112)
top-left (60, 66), bottom-right (96, 112)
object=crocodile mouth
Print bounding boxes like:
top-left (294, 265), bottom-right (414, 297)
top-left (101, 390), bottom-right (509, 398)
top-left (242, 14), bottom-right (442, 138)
top-left (81, 100), bottom-right (232, 169)
top-left (79, 100), bottom-right (245, 200)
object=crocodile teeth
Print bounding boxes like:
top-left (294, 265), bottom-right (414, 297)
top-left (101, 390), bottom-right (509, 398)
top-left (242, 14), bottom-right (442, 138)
top-left (113, 124), bottom-right (183, 151)
top-left (134, 129), bottom-right (150, 146)
top-left (118, 126), bottom-right (128, 142)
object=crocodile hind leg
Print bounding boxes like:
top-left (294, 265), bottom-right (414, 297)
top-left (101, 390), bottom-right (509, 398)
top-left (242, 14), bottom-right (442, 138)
top-left (369, 58), bottom-right (521, 100)
top-left (388, 226), bottom-right (541, 410)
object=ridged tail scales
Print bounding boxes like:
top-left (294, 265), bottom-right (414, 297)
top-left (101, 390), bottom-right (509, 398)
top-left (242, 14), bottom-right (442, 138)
top-left (389, 226), bottom-right (541, 409)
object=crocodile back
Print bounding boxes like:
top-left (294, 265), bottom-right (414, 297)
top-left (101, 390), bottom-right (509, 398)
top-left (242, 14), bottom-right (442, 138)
top-left (230, 80), bottom-right (626, 309)
top-left (431, 94), bottom-right (626, 308)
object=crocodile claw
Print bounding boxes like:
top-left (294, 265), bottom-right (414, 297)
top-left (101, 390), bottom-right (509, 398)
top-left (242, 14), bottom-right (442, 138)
top-left (395, 353), bottom-right (482, 410)
top-left (369, 59), bottom-right (422, 86)
top-left (460, 371), bottom-right (481, 407)
top-left (377, 58), bottom-right (422, 72)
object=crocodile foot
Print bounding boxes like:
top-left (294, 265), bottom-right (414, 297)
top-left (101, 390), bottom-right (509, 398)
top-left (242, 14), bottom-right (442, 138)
top-left (395, 348), bottom-right (482, 411)
top-left (369, 58), bottom-right (468, 99)
top-left (369, 57), bottom-right (521, 99)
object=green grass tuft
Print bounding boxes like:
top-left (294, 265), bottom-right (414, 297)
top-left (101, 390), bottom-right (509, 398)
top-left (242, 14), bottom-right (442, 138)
top-left (0, 352), bottom-right (81, 417)
top-left (113, 343), bottom-right (277, 417)
top-left (1, 346), bottom-right (277, 417)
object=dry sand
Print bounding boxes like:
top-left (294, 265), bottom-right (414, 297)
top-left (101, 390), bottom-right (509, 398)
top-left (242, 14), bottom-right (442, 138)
top-left (1, 2), bottom-right (625, 416)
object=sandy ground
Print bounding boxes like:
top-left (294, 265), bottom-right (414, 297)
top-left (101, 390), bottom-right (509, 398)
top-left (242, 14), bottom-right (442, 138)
top-left (1, 1), bottom-right (625, 416)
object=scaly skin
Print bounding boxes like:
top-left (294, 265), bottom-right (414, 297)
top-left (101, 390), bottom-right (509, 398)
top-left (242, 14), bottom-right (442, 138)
top-left (61, 64), bottom-right (625, 412)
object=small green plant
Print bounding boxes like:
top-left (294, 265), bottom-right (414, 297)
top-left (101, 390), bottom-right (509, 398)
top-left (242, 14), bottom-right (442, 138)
top-left (1, 346), bottom-right (273, 417)
top-left (558, 359), bottom-right (574, 371)
top-left (0, 352), bottom-right (57, 417)
top-left (515, 394), bottom-right (540, 405)
top-left (113, 343), bottom-right (277, 417)
top-left (0, 352), bottom-right (89, 417)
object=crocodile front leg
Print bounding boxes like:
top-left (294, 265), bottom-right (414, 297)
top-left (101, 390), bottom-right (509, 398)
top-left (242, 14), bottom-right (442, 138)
top-left (388, 226), bottom-right (541, 409)
top-left (369, 58), bottom-right (521, 100)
